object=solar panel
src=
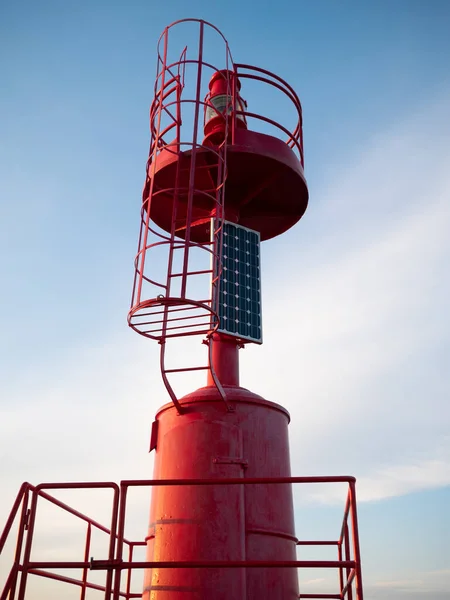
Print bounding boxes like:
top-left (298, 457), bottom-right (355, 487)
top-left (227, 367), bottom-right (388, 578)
top-left (213, 221), bottom-right (262, 343)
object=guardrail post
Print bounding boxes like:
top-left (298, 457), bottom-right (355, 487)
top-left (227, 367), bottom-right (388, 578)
top-left (349, 482), bottom-right (363, 600)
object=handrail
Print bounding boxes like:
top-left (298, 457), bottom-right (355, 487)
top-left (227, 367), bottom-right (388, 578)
top-left (1, 476), bottom-right (363, 600)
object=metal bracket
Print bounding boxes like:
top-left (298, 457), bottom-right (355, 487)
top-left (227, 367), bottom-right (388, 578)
top-left (23, 508), bottom-right (30, 531)
top-left (149, 420), bottom-right (159, 452)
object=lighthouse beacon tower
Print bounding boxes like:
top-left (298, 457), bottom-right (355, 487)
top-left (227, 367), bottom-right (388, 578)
top-left (0, 18), bottom-right (364, 600)
top-left (128, 19), bottom-right (309, 599)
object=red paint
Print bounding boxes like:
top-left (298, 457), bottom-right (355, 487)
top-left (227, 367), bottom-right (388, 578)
top-left (203, 69), bottom-right (247, 146)
top-left (142, 385), bottom-right (298, 599)
top-left (207, 334), bottom-right (240, 387)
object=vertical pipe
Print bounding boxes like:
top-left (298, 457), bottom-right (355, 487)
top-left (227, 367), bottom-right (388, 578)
top-left (338, 543), bottom-right (344, 597)
top-left (125, 544), bottom-right (134, 600)
top-left (175, 59), bottom-right (182, 146)
top-left (104, 485), bottom-right (120, 600)
top-left (239, 473), bottom-right (247, 599)
top-left (130, 219), bottom-right (145, 307)
top-left (349, 482), bottom-right (364, 600)
top-left (163, 70), bottom-right (183, 301)
top-left (344, 523), bottom-right (353, 600)
top-left (17, 490), bottom-right (39, 600)
top-left (180, 20), bottom-right (204, 298)
top-left (112, 485), bottom-right (128, 600)
top-left (231, 68), bottom-right (237, 145)
top-left (207, 334), bottom-right (240, 387)
top-left (8, 488), bottom-right (30, 600)
top-left (80, 523), bottom-right (91, 600)
top-left (136, 28), bottom-right (169, 303)
top-left (159, 60), bottom-right (185, 414)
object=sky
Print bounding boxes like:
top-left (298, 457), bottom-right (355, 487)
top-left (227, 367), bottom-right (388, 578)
top-left (1, 0), bottom-right (450, 598)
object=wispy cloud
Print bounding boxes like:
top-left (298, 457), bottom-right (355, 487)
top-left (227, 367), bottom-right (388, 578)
top-left (302, 578), bottom-right (325, 586)
top-left (374, 579), bottom-right (424, 588)
top-left (242, 89), bottom-right (450, 502)
top-left (1, 87), bottom-right (450, 599)
top-left (368, 566), bottom-right (450, 597)
top-left (1, 91), bottom-right (450, 515)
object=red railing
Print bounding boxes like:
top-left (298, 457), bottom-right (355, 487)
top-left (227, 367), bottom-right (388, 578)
top-left (0, 476), bottom-right (363, 599)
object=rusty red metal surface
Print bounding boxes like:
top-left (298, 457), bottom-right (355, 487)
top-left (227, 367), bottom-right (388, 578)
top-left (143, 386), bottom-right (297, 598)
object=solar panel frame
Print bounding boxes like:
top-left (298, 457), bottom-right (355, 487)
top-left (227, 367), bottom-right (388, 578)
top-left (212, 220), bottom-right (263, 344)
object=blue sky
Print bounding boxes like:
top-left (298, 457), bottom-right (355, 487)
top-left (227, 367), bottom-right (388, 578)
top-left (1, 1), bottom-right (450, 598)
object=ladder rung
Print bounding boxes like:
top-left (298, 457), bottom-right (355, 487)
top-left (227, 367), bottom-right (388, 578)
top-left (164, 366), bottom-right (209, 374)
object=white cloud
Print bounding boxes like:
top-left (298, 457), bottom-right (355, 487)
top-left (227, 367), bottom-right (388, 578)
top-left (374, 579), bottom-right (424, 589)
top-left (357, 453), bottom-right (450, 502)
top-left (241, 88), bottom-right (450, 502)
top-left (1, 87), bottom-right (450, 598)
top-left (367, 567), bottom-right (450, 597)
top-left (302, 578), bottom-right (325, 585)
top-left (2, 92), bottom-right (450, 507)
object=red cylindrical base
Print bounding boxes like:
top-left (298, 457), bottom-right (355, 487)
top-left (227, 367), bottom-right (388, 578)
top-left (142, 386), bottom-right (298, 599)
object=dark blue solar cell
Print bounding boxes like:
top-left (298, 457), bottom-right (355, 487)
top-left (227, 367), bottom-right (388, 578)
top-left (213, 221), bottom-right (262, 343)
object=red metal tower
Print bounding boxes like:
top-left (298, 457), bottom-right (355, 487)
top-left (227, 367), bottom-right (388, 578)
top-left (127, 18), bottom-right (358, 600)
top-left (0, 19), bottom-right (363, 600)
